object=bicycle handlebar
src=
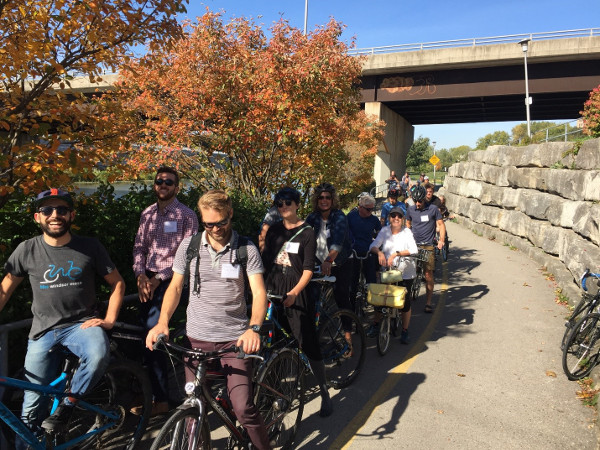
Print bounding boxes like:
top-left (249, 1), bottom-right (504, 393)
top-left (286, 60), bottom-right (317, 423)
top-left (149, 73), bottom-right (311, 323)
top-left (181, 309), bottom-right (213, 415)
top-left (153, 334), bottom-right (263, 361)
top-left (581, 269), bottom-right (600, 291)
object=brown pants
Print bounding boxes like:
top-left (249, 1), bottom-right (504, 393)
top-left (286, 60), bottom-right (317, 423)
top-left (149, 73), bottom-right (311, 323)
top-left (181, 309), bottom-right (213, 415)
top-left (185, 338), bottom-right (271, 450)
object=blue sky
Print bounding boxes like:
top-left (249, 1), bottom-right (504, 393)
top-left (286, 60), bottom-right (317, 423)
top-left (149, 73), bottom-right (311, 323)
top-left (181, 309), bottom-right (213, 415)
top-left (179, 1), bottom-right (599, 149)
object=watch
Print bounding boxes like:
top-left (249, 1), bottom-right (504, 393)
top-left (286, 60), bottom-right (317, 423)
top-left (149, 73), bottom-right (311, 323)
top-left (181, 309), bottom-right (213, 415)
top-left (249, 324), bottom-right (261, 333)
top-left (154, 274), bottom-right (162, 281)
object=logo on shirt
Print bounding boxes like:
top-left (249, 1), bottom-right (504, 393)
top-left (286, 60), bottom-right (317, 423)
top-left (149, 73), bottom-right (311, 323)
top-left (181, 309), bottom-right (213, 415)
top-left (40, 260), bottom-right (83, 289)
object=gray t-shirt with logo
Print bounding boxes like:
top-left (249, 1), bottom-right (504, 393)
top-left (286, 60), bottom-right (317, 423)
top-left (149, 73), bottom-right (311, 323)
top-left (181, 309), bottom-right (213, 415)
top-left (5, 235), bottom-right (116, 339)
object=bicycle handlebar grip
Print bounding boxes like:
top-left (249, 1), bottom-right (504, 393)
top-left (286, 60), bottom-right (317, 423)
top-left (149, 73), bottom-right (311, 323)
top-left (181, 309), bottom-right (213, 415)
top-left (153, 333), bottom-right (167, 350)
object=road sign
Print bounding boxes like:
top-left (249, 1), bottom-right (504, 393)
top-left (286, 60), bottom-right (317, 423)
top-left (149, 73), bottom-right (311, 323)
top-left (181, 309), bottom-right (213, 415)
top-left (429, 155), bottom-right (440, 165)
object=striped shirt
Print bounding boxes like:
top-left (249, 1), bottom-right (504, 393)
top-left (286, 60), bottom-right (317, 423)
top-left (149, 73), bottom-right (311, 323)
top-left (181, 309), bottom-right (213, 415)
top-left (173, 230), bottom-right (264, 342)
top-left (133, 198), bottom-right (198, 280)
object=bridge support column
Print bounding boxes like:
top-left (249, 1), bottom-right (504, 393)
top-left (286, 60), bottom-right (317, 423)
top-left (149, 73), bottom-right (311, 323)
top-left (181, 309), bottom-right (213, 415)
top-left (365, 102), bottom-right (414, 190)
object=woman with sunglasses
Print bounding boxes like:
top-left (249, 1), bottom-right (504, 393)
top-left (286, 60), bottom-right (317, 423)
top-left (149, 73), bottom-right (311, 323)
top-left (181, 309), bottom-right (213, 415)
top-left (261, 187), bottom-right (333, 417)
top-left (305, 183), bottom-right (354, 346)
top-left (368, 206), bottom-right (418, 344)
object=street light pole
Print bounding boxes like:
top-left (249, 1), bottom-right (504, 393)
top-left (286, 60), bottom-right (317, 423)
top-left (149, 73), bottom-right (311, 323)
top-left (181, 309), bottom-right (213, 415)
top-left (432, 141), bottom-right (437, 185)
top-left (518, 38), bottom-right (532, 139)
top-left (304, 0), bottom-right (308, 36)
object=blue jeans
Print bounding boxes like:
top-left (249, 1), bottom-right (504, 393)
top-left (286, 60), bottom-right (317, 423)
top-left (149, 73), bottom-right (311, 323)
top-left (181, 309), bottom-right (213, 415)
top-left (21, 323), bottom-right (110, 427)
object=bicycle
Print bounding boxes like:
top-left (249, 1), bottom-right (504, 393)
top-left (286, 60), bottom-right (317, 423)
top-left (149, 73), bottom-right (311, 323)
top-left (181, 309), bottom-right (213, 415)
top-left (560, 269), bottom-right (600, 350)
top-left (311, 271), bottom-right (366, 389)
top-left (150, 334), bottom-right (301, 450)
top-left (0, 326), bottom-right (152, 450)
top-left (352, 250), bottom-right (373, 324)
top-left (371, 269), bottom-right (407, 356)
top-left (433, 220), bottom-right (450, 262)
top-left (410, 246), bottom-right (433, 301)
top-left (562, 312), bottom-right (600, 380)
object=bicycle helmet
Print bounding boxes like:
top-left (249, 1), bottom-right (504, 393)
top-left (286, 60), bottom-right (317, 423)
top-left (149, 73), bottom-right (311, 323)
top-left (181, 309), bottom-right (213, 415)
top-left (411, 185), bottom-right (427, 203)
top-left (314, 183), bottom-right (335, 196)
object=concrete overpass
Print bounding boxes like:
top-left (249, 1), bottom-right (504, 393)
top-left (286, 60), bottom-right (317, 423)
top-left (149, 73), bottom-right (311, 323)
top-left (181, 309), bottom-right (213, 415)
top-left (357, 31), bottom-right (600, 186)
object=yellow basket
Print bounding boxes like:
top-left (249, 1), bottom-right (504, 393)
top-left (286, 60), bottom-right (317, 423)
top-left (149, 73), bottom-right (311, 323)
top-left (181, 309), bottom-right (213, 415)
top-left (367, 283), bottom-right (407, 309)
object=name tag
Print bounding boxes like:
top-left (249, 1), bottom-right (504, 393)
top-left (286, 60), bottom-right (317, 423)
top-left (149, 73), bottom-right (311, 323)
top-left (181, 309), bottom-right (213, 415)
top-left (420, 215), bottom-right (430, 222)
top-left (221, 263), bottom-right (240, 279)
top-left (164, 221), bottom-right (177, 233)
top-left (285, 242), bottom-right (300, 254)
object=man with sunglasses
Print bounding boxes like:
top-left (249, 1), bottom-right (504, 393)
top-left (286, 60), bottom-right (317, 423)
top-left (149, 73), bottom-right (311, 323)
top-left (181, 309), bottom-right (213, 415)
top-left (145, 190), bottom-right (270, 449)
top-left (405, 185), bottom-right (446, 313)
top-left (0, 188), bottom-right (125, 434)
top-left (347, 194), bottom-right (381, 310)
top-left (132, 166), bottom-right (198, 415)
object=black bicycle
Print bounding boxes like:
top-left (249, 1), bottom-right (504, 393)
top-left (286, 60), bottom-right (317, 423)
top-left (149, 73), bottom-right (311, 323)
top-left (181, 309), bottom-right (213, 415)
top-left (560, 269), bottom-right (600, 350)
top-left (410, 246), bottom-right (432, 301)
top-left (352, 250), bottom-right (372, 323)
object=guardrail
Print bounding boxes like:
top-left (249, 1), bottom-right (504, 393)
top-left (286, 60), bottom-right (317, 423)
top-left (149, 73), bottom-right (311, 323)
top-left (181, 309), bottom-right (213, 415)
top-left (349, 28), bottom-right (600, 56)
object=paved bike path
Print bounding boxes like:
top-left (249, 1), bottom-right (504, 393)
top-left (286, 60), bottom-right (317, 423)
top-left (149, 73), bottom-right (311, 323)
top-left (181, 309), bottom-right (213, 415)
top-left (293, 221), bottom-right (597, 449)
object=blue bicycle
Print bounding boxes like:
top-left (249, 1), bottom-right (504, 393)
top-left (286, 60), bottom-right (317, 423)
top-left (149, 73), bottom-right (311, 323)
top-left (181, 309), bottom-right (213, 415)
top-left (0, 327), bottom-right (152, 449)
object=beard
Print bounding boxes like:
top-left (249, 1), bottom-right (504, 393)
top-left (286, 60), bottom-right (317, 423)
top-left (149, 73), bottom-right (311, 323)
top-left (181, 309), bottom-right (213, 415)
top-left (156, 188), bottom-right (177, 202)
top-left (39, 217), bottom-right (72, 238)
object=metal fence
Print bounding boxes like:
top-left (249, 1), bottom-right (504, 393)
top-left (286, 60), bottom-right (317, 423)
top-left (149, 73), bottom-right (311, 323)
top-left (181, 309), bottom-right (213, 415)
top-left (349, 28), bottom-right (600, 56)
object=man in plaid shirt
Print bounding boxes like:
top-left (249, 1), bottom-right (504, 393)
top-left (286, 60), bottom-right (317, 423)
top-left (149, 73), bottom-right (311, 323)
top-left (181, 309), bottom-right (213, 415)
top-left (132, 167), bottom-right (198, 415)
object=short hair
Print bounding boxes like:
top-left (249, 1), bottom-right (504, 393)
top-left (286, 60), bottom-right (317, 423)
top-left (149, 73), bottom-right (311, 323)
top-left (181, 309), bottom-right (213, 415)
top-left (424, 182), bottom-right (434, 191)
top-left (156, 166), bottom-right (180, 186)
top-left (198, 190), bottom-right (232, 217)
top-left (275, 187), bottom-right (301, 205)
top-left (358, 194), bottom-right (375, 207)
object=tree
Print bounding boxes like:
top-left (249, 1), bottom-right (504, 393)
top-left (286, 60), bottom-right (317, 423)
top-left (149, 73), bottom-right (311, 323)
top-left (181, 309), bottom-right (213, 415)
top-left (0, 0), bottom-right (189, 208)
top-left (406, 136), bottom-right (433, 172)
top-left (116, 11), bottom-right (384, 202)
top-left (581, 85), bottom-right (600, 138)
top-left (475, 131), bottom-right (510, 149)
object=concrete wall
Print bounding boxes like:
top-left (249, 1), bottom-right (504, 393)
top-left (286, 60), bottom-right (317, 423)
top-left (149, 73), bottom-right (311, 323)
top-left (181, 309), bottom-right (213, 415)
top-left (365, 102), bottom-right (414, 187)
top-left (441, 138), bottom-right (600, 302)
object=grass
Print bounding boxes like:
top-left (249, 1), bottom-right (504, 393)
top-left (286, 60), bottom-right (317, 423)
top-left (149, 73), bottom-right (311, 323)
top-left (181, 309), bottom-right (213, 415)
top-left (577, 378), bottom-right (600, 407)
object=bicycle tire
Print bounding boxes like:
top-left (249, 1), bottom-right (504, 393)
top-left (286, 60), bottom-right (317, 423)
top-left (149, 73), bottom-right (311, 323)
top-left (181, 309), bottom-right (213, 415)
top-left (71, 359), bottom-right (152, 450)
top-left (410, 274), bottom-right (422, 301)
top-left (354, 275), bottom-right (368, 324)
top-left (562, 313), bottom-right (600, 381)
top-left (0, 368), bottom-right (26, 448)
top-left (318, 309), bottom-right (366, 389)
top-left (377, 316), bottom-right (391, 356)
top-left (254, 348), bottom-right (304, 449)
top-left (561, 293), bottom-right (599, 350)
top-left (391, 314), bottom-right (401, 338)
top-left (150, 406), bottom-right (211, 450)
top-left (442, 241), bottom-right (448, 262)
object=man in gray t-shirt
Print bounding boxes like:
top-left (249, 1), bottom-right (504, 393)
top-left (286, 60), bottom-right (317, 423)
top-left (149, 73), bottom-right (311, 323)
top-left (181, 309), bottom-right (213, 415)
top-left (145, 189), bottom-right (270, 450)
top-left (0, 189), bottom-right (125, 433)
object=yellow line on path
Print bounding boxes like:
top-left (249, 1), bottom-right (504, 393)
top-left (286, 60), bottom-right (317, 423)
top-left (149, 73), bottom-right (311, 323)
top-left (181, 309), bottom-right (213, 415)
top-left (329, 261), bottom-right (449, 450)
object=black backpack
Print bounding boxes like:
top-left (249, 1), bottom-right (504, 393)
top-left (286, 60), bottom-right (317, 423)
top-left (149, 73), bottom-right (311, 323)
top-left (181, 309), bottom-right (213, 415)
top-left (184, 233), bottom-right (250, 295)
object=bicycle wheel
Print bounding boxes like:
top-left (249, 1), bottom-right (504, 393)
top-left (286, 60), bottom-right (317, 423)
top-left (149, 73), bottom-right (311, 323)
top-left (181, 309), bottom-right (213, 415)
top-left (377, 316), bottom-right (391, 356)
top-left (318, 309), bottom-right (366, 389)
top-left (442, 241), bottom-right (448, 262)
top-left (150, 406), bottom-right (211, 450)
top-left (0, 368), bottom-right (26, 448)
top-left (391, 313), bottom-right (401, 338)
top-left (562, 313), bottom-right (600, 381)
top-left (254, 348), bottom-right (304, 449)
top-left (410, 274), bottom-right (422, 301)
top-left (561, 293), bottom-right (598, 350)
top-left (354, 275), bottom-right (368, 323)
top-left (70, 359), bottom-right (152, 450)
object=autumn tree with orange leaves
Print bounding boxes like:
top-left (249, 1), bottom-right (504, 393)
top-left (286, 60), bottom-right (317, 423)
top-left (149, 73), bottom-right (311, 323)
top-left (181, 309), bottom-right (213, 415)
top-left (118, 11), bottom-right (384, 202)
top-left (0, 0), bottom-right (188, 208)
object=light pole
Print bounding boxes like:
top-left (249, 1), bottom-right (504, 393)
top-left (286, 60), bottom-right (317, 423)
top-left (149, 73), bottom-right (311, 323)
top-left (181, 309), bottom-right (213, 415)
top-left (518, 38), bottom-right (532, 139)
top-left (304, 0), bottom-right (308, 35)
top-left (432, 141), bottom-right (437, 185)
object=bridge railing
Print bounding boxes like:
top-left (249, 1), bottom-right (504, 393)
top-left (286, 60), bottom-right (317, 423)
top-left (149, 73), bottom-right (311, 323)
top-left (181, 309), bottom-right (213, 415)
top-left (349, 28), bottom-right (600, 56)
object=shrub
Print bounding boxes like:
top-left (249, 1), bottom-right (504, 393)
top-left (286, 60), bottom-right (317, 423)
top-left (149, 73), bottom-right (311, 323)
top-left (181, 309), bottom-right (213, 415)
top-left (581, 85), bottom-right (600, 138)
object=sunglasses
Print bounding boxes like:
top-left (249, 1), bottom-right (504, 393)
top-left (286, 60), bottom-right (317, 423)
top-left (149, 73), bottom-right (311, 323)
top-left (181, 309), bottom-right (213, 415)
top-left (276, 199), bottom-right (294, 208)
top-left (202, 218), bottom-right (229, 229)
top-left (318, 195), bottom-right (332, 201)
top-left (155, 179), bottom-right (175, 186)
top-left (361, 206), bottom-right (374, 212)
top-left (38, 206), bottom-right (72, 216)
top-left (389, 213), bottom-right (403, 219)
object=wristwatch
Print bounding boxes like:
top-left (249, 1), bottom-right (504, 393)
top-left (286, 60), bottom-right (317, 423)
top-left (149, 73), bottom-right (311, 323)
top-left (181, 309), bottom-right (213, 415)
top-left (249, 324), bottom-right (261, 333)
top-left (154, 274), bottom-right (162, 281)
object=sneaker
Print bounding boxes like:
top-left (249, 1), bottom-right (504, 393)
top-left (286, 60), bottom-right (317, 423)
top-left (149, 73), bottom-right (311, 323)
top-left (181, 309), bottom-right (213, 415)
top-left (400, 329), bottom-right (411, 345)
top-left (41, 403), bottom-right (74, 432)
top-left (366, 324), bottom-right (378, 338)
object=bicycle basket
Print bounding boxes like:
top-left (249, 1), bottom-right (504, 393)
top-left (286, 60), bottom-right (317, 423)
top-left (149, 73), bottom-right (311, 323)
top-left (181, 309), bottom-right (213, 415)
top-left (380, 269), bottom-right (404, 284)
top-left (367, 283), bottom-right (407, 309)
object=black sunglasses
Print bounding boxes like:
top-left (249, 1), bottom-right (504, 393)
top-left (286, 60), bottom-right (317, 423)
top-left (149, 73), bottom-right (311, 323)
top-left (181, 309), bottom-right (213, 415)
top-left (38, 206), bottom-right (72, 216)
top-left (318, 195), bottom-right (332, 201)
top-left (202, 218), bottom-right (230, 230)
top-left (276, 199), bottom-right (294, 208)
top-left (155, 179), bottom-right (175, 186)
top-left (389, 212), bottom-right (403, 219)
top-left (361, 205), bottom-right (374, 212)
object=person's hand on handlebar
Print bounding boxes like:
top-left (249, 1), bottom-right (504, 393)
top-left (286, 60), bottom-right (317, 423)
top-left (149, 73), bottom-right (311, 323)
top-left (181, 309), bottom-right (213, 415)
top-left (237, 328), bottom-right (261, 355)
top-left (146, 323), bottom-right (170, 350)
top-left (377, 250), bottom-right (387, 268)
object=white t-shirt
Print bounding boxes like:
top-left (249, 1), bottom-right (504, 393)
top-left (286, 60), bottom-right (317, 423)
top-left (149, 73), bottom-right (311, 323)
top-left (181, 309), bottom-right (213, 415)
top-left (369, 226), bottom-right (418, 279)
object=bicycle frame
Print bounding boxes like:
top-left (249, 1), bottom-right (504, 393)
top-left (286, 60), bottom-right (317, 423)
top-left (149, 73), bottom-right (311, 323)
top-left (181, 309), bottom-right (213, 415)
top-left (0, 375), bottom-right (119, 450)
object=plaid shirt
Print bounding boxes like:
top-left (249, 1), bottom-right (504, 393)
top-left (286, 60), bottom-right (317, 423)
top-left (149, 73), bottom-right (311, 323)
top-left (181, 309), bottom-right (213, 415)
top-left (133, 198), bottom-right (198, 280)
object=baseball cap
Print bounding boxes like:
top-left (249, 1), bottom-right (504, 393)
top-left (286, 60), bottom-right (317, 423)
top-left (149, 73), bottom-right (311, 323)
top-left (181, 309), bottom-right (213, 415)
top-left (34, 188), bottom-right (74, 208)
top-left (424, 176), bottom-right (429, 181)
top-left (389, 206), bottom-right (404, 216)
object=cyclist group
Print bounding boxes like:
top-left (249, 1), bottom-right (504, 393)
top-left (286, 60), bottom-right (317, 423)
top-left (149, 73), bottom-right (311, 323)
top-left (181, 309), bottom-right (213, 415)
top-left (0, 167), bottom-right (447, 449)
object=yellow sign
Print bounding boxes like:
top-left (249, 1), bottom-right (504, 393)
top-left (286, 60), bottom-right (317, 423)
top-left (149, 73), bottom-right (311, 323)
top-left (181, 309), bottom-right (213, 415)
top-left (429, 155), bottom-right (440, 165)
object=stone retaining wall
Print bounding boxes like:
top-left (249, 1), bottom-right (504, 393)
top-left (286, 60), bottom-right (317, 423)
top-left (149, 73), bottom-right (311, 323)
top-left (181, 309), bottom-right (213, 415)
top-left (441, 138), bottom-right (600, 303)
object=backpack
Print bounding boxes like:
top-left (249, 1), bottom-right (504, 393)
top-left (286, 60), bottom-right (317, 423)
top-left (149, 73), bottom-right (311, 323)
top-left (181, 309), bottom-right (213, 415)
top-left (184, 233), bottom-right (250, 295)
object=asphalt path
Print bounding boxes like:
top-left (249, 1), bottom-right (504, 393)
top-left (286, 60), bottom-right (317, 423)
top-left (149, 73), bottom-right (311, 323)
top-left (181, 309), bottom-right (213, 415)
top-left (138, 220), bottom-right (597, 449)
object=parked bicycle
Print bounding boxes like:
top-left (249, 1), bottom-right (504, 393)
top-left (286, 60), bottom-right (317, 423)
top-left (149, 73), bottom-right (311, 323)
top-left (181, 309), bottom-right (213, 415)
top-left (560, 269), bottom-right (600, 350)
top-left (352, 250), bottom-right (373, 324)
top-left (311, 271), bottom-right (366, 389)
top-left (410, 246), bottom-right (433, 301)
top-left (0, 322), bottom-right (152, 450)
